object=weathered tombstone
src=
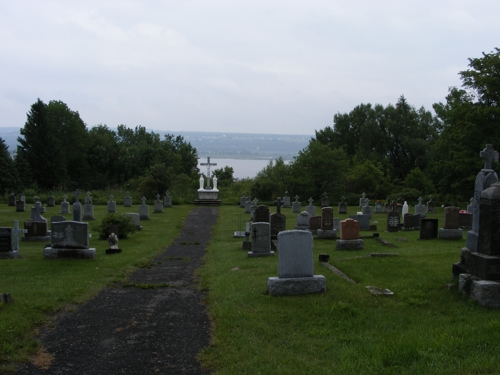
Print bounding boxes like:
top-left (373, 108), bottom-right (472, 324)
top-left (386, 211), bottom-right (400, 232)
top-left (458, 181), bottom-right (500, 308)
top-left (295, 211), bottom-right (311, 230)
top-left (8, 193), bottom-right (15, 206)
top-left (73, 190), bottom-right (82, 222)
top-left (306, 198), bottom-right (316, 216)
top-left (333, 218), bottom-right (341, 231)
top-left (15, 198), bottom-right (25, 212)
top-left (50, 215), bottom-right (66, 224)
top-left (0, 228), bottom-right (13, 256)
top-left (250, 199), bottom-right (258, 221)
top-left (163, 190), bottom-right (172, 208)
top-left (374, 201), bottom-right (383, 213)
top-left (467, 197), bottom-right (474, 213)
top-left (349, 213), bottom-right (369, 231)
top-left (283, 191), bottom-right (291, 208)
top-left (23, 202), bottom-right (50, 241)
top-left (411, 214), bottom-right (421, 229)
top-left (466, 144), bottom-right (499, 251)
top-left (395, 203), bottom-right (403, 214)
top-left (267, 230), bottom-right (326, 296)
top-left (440, 206), bottom-right (463, 240)
top-left (244, 198), bottom-right (253, 214)
top-left (139, 197), bottom-right (150, 220)
top-left (123, 213), bottom-right (142, 230)
top-left (414, 197), bottom-right (426, 218)
top-left (239, 195), bottom-right (247, 208)
top-left (47, 192), bottom-right (55, 207)
top-left (82, 191), bottom-right (95, 221)
top-left (292, 195), bottom-right (301, 213)
top-left (254, 205), bottom-right (270, 223)
top-left (270, 198), bottom-right (286, 240)
top-left (384, 196), bottom-right (392, 213)
top-left (403, 213), bottom-right (414, 230)
top-left (362, 198), bottom-right (372, 219)
top-left (459, 211), bottom-right (473, 229)
top-left (308, 216), bottom-right (321, 234)
top-left (60, 195), bottom-right (70, 214)
top-left (242, 222), bottom-right (252, 250)
top-left (427, 195), bottom-right (436, 214)
top-left (359, 192), bottom-right (366, 208)
top-left (248, 222), bottom-right (274, 257)
top-left (124, 192), bottom-right (132, 207)
top-left (419, 218), bottom-right (438, 240)
top-left (44, 221), bottom-right (96, 259)
top-left (154, 194), bottom-right (163, 213)
top-left (30, 200), bottom-right (46, 221)
top-left (336, 218), bottom-right (364, 250)
top-left (107, 195), bottom-right (117, 213)
top-left (320, 193), bottom-right (329, 208)
top-left (338, 196), bottom-right (347, 214)
top-left (317, 207), bottom-right (336, 239)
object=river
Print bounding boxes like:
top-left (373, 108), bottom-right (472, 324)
top-left (197, 158), bottom-right (290, 180)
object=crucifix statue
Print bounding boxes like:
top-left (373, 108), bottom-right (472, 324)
top-left (200, 157), bottom-right (217, 189)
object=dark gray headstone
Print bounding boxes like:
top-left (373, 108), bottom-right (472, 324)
top-left (349, 214), bottom-right (369, 230)
top-left (443, 206), bottom-right (460, 230)
top-left (277, 230), bottom-right (313, 278)
top-left (254, 205), bottom-right (270, 223)
top-left (270, 212), bottom-right (286, 238)
top-left (386, 211), bottom-right (400, 232)
top-left (321, 207), bottom-right (334, 230)
top-left (309, 216), bottom-right (321, 232)
top-left (0, 228), bottom-right (12, 252)
top-left (477, 182), bottom-right (500, 256)
top-left (419, 218), bottom-right (438, 240)
top-left (51, 221), bottom-right (89, 249)
top-left (8, 194), bottom-right (16, 206)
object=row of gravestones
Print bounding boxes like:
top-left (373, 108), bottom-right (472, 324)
top-left (0, 190), bottom-right (175, 259)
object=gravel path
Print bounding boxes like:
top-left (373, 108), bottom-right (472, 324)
top-left (15, 207), bottom-right (218, 375)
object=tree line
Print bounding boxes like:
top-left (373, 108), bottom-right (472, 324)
top-left (1, 48), bottom-right (499, 204)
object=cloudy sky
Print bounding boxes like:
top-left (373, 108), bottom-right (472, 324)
top-left (1, 1), bottom-right (499, 135)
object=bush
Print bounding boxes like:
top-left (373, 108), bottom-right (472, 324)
top-left (95, 213), bottom-right (136, 239)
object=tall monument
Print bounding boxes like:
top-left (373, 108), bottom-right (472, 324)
top-left (195, 157), bottom-right (222, 205)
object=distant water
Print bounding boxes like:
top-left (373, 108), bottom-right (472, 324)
top-left (197, 158), bottom-right (289, 180)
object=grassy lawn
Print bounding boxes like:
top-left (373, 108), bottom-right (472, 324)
top-left (2, 203), bottom-right (500, 374)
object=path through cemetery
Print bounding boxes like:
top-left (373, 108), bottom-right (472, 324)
top-left (16, 207), bottom-right (218, 375)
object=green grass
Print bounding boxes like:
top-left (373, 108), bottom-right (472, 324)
top-left (0, 204), bottom-right (191, 372)
top-left (2, 204), bottom-right (500, 374)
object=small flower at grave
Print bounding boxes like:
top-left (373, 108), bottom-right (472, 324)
top-left (459, 210), bottom-right (469, 214)
top-left (376, 200), bottom-right (381, 203)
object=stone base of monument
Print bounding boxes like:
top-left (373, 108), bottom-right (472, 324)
top-left (0, 251), bottom-right (21, 259)
top-left (267, 275), bottom-right (326, 296)
top-left (43, 247), bottom-right (96, 259)
top-left (452, 262), bottom-right (470, 278)
top-left (317, 229), bottom-right (337, 239)
top-left (106, 248), bottom-right (122, 254)
top-left (459, 273), bottom-right (500, 309)
top-left (22, 235), bottom-right (51, 242)
top-left (247, 250), bottom-right (275, 257)
top-left (242, 241), bottom-right (252, 251)
top-left (194, 190), bottom-right (222, 205)
top-left (336, 239), bottom-right (364, 250)
top-left (439, 228), bottom-right (463, 240)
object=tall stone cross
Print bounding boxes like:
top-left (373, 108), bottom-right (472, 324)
top-left (294, 195), bottom-right (299, 203)
top-left (200, 157), bottom-right (217, 188)
top-left (13, 220), bottom-right (27, 251)
top-left (308, 197), bottom-right (314, 207)
top-left (141, 196), bottom-right (147, 205)
top-left (156, 194), bottom-right (161, 201)
top-left (274, 197), bottom-right (283, 213)
top-left (480, 144), bottom-right (499, 170)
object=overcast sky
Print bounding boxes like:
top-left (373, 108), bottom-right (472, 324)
top-left (1, 1), bottom-right (499, 135)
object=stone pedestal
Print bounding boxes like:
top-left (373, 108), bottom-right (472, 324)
top-left (44, 247), bottom-right (96, 259)
top-left (267, 276), bottom-right (326, 296)
top-left (194, 189), bottom-right (221, 205)
top-left (335, 239), bottom-right (364, 250)
top-left (316, 229), bottom-right (337, 239)
top-left (439, 228), bottom-right (463, 240)
top-left (458, 274), bottom-right (500, 309)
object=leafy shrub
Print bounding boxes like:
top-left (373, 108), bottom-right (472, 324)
top-left (95, 213), bottom-right (136, 239)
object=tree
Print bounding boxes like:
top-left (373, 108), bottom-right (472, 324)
top-left (212, 166), bottom-right (234, 187)
top-left (87, 125), bottom-right (121, 189)
top-left (0, 138), bottom-right (17, 195)
top-left (251, 158), bottom-right (291, 200)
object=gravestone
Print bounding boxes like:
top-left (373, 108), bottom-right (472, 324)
top-left (154, 194), bottom-right (163, 213)
top-left (283, 192), bottom-right (291, 208)
top-left (242, 222), bottom-right (252, 250)
top-left (403, 213), bottom-right (414, 230)
top-left (374, 201), bottom-right (383, 213)
top-left (395, 204), bottom-right (403, 214)
top-left (414, 197), bottom-right (426, 218)
top-left (248, 222), bottom-right (274, 257)
top-left (270, 198), bottom-right (286, 240)
top-left (51, 215), bottom-right (66, 224)
top-left (30, 200), bottom-right (46, 221)
top-left (359, 192), bottom-right (366, 208)
top-left (239, 195), bottom-right (247, 208)
top-left (244, 199), bottom-right (253, 214)
top-left (107, 195), bottom-right (117, 213)
top-left (60, 195), bottom-right (71, 214)
top-left (8, 193), bottom-right (15, 206)
top-left (83, 191), bottom-right (95, 221)
top-left (317, 207), bottom-right (336, 239)
top-left (306, 198), bottom-right (316, 216)
top-left (427, 195), bottom-right (436, 214)
top-left (254, 205), bottom-right (270, 223)
top-left (458, 181), bottom-right (500, 308)
top-left (295, 211), bottom-right (311, 230)
top-left (333, 218), bottom-right (341, 231)
top-left (320, 193), bottom-right (329, 208)
top-left (338, 196), bottom-right (347, 214)
top-left (362, 198), bottom-right (372, 219)
top-left (164, 190), bottom-right (172, 208)
top-left (47, 192), bottom-right (55, 207)
top-left (0, 228), bottom-right (12, 255)
top-left (440, 206), bottom-right (463, 240)
top-left (139, 197), bottom-right (150, 220)
top-left (419, 218), bottom-right (438, 240)
top-left (44, 221), bottom-right (96, 259)
top-left (292, 195), bottom-right (301, 213)
top-left (124, 192), bottom-right (132, 207)
top-left (15, 198), bottom-right (25, 212)
top-left (267, 230), bottom-right (326, 296)
top-left (467, 197), bottom-right (474, 213)
top-left (459, 212), bottom-right (473, 229)
top-left (411, 214), bottom-right (421, 229)
top-left (386, 211), bottom-right (400, 233)
top-left (384, 196), bottom-right (392, 213)
top-left (23, 201), bottom-right (50, 241)
top-left (250, 199), bottom-right (258, 221)
top-left (336, 218), bottom-right (364, 250)
top-left (349, 213), bottom-right (369, 231)
top-left (123, 213), bottom-right (142, 230)
top-left (308, 216), bottom-right (321, 234)
top-left (73, 190), bottom-right (82, 222)
top-left (195, 157), bottom-right (221, 205)
top-left (466, 144), bottom-right (499, 251)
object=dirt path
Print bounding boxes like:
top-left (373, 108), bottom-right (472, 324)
top-left (15, 207), bottom-right (218, 375)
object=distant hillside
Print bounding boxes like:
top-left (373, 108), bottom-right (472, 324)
top-left (0, 127), bottom-right (311, 160)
